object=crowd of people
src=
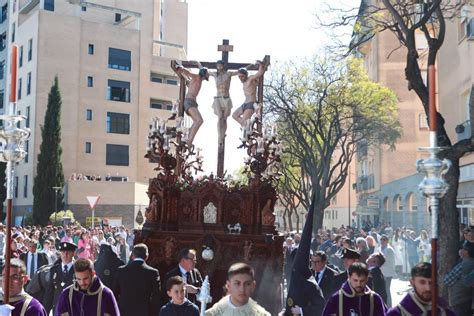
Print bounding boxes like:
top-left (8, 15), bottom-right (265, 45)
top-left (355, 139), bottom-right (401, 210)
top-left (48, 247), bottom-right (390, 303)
top-left (0, 222), bottom-right (472, 315)
top-left (0, 223), bottom-right (272, 315)
top-left (282, 223), bottom-right (474, 315)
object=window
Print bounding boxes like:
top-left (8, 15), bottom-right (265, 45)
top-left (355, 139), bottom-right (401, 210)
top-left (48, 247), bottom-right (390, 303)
top-left (17, 78), bottom-right (22, 100)
top-left (150, 99), bottom-right (172, 110)
top-left (81, 6), bottom-right (86, 11)
top-left (25, 140), bottom-right (28, 163)
top-left (23, 175), bottom-right (28, 198)
top-left (19, 46), bottom-right (23, 67)
top-left (108, 48), bottom-right (131, 71)
top-left (28, 39), bottom-right (33, 61)
top-left (0, 61), bottom-right (4, 80)
top-left (166, 79), bottom-right (178, 85)
top-left (86, 109), bottom-right (92, 121)
top-left (419, 113), bottom-right (428, 129)
top-left (115, 13), bottom-right (121, 22)
top-left (107, 80), bottom-right (130, 102)
top-left (16, 111), bottom-right (20, 128)
top-left (27, 72), bottom-right (31, 95)
top-left (85, 142), bottom-right (91, 153)
top-left (11, 23), bottom-right (14, 43)
top-left (0, 33), bottom-right (6, 52)
top-left (1, 5), bottom-right (7, 24)
top-left (106, 144), bottom-right (129, 166)
top-left (14, 176), bottom-right (18, 198)
top-left (107, 112), bottom-right (130, 134)
top-left (44, 0), bottom-right (54, 11)
top-left (0, 90), bottom-right (3, 109)
top-left (26, 106), bottom-right (30, 127)
top-left (87, 76), bottom-right (93, 87)
top-left (150, 73), bottom-right (163, 83)
top-left (88, 44), bottom-right (94, 55)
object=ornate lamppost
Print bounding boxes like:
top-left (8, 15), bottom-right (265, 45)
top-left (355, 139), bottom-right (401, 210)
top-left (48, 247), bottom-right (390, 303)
top-left (416, 65), bottom-right (450, 315)
top-left (0, 45), bottom-right (31, 304)
top-left (52, 186), bottom-right (61, 224)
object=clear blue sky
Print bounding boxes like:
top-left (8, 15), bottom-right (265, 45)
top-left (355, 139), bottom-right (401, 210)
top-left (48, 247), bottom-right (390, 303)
top-left (186, 0), bottom-right (352, 175)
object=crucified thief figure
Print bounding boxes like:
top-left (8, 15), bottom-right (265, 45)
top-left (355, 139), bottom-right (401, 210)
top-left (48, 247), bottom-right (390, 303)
top-left (232, 60), bottom-right (267, 126)
top-left (172, 61), bottom-right (209, 146)
top-left (209, 60), bottom-right (238, 144)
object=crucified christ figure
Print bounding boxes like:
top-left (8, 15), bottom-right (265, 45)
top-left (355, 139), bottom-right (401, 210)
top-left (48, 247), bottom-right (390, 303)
top-left (232, 60), bottom-right (267, 126)
top-left (171, 60), bottom-right (209, 146)
top-left (209, 60), bottom-right (238, 144)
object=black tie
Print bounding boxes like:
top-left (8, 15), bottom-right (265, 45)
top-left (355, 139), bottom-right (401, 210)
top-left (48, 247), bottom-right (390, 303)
top-left (186, 272), bottom-right (192, 285)
top-left (29, 254), bottom-right (35, 277)
top-left (63, 265), bottom-right (68, 274)
top-left (315, 271), bottom-right (320, 283)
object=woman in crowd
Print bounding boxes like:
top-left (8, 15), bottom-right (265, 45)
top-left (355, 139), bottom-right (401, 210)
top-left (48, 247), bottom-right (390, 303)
top-left (356, 237), bottom-right (370, 263)
top-left (77, 231), bottom-right (92, 259)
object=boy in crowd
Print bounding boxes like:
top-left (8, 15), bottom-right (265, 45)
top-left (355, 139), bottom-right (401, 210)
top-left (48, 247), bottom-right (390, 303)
top-left (159, 276), bottom-right (199, 316)
top-left (205, 262), bottom-right (270, 315)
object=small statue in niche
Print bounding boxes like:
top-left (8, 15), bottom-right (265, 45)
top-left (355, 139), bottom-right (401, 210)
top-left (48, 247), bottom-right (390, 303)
top-left (261, 199), bottom-right (275, 226)
top-left (145, 194), bottom-right (159, 221)
top-left (203, 202), bottom-right (217, 224)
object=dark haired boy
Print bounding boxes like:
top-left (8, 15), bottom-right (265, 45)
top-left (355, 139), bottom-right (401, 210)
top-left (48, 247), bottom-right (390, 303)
top-left (159, 276), bottom-right (199, 316)
top-left (205, 262), bottom-right (270, 315)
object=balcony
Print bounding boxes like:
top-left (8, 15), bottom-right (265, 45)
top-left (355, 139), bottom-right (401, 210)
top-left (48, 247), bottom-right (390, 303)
top-left (19, 0), bottom-right (40, 14)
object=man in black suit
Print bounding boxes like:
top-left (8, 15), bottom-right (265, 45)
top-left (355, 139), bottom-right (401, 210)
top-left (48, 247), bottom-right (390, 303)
top-left (43, 241), bottom-right (76, 313)
top-left (311, 251), bottom-right (337, 302)
top-left (367, 252), bottom-right (388, 304)
top-left (113, 243), bottom-right (161, 316)
top-left (19, 239), bottom-right (49, 280)
top-left (163, 248), bottom-right (203, 305)
top-left (333, 247), bottom-right (361, 290)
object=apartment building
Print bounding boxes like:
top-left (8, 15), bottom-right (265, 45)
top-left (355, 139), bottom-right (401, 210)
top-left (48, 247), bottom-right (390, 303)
top-left (438, 1), bottom-right (474, 227)
top-left (352, 1), bottom-right (431, 230)
top-left (7, 0), bottom-right (187, 227)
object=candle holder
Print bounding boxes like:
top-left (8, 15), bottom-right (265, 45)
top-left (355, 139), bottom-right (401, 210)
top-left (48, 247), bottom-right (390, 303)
top-left (239, 115), bottom-right (282, 185)
top-left (0, 114), bottom-right (31, 163)
top-left (145, 116), bottom-right (203, 181)
top-left (197, 275), bottom-right (212, 316)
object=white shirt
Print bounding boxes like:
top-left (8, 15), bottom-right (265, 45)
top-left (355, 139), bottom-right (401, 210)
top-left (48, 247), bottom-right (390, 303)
top-left (178, 264), bottom-right (188, 282)
top-left (62, 262), bottom-right (73, 273)
top-left (315, 267), bottom-right (326, 284)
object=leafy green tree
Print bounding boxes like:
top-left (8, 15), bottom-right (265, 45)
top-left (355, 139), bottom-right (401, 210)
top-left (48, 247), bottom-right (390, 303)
top-left (266, 56), bottom-right (401, 231)
top-left (33, 76), bottom-right (64, 225)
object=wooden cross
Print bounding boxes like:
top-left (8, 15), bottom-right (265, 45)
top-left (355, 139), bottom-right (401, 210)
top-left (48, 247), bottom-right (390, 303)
top-left (171, 39), bottom-right (270, 178)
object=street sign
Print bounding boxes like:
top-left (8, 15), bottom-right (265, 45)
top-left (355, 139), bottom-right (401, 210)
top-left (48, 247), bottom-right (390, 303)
top-left (86, 196), bottom-right (100, 209)
top-left (86, 195), bottom-right (100, 228)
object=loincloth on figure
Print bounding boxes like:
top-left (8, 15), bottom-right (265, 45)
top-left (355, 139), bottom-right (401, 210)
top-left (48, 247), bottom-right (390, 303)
top-left (184, 98), bottom-right (199, 113)
top-left (212, 96), bottom-right (233, 118)
top-left (240, 101), bottom-right (256, 112)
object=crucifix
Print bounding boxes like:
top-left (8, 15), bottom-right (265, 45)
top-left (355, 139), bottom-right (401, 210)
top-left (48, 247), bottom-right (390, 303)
top-left (171, 39), bottom-right (270, 178)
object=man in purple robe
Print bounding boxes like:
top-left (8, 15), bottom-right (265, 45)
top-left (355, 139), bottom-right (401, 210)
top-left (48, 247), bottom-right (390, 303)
top-left (0, 259), bottom-right (47, 316)
top-left (387, 262), bottom-right (456, 316)
top-left (322, 262), bottom-right (386, 316)
top-left (55, 258), bottom-right (119, 316)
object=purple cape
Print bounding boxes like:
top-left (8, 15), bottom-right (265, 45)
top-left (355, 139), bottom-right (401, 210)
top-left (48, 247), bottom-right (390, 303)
top-left (55, 276), bottom-right (119, 316)
top-left (386, 292), bottom-right (456, 316)
top-left (322, 281), bottom-right (387, 316)
top-left (1, 292), bottom-right (47, 316)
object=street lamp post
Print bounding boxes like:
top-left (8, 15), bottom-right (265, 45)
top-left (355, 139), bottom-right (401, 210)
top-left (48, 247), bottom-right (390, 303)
top-left (0, 45), bottom-right (31, 304)
top-left (52, 186), bottom-right (61, 225)
top-left (416, 65), bottom-right (450, 316)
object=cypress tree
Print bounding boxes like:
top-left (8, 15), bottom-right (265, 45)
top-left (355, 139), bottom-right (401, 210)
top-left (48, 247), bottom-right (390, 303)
top-left (33, 76), bottom-right (64, 225)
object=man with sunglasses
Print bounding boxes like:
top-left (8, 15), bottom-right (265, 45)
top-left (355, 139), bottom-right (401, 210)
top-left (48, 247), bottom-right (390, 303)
top-left (0, 258), bottom-right (47, 316)
top-left (163, 248), bottom-right (203, 305)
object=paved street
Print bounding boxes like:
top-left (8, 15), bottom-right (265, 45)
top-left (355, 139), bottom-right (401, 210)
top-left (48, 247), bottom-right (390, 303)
top-left (391, 277), bottom-right (411, 307)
